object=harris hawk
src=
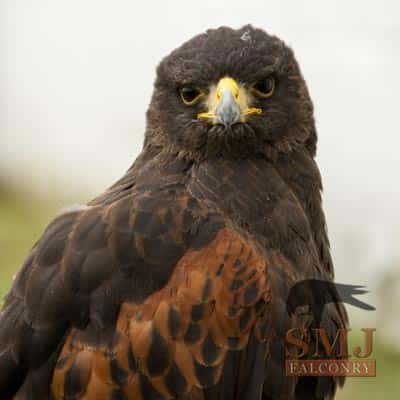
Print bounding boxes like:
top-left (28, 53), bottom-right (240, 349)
top-left (0, 26), bottom-right (347, 399)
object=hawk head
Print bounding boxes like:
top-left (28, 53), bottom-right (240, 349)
top-left (145, 25), bottom-right (316, 160)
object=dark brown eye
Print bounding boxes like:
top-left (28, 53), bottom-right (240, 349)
top-left (180, 86), bottom-right (203, 105)
top-left (251, 76), bottom-right (275, 98)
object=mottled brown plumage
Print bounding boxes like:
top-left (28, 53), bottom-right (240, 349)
top-left (0, 25), bottom-right (347, 399)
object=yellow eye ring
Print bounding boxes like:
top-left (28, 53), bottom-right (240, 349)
top-left (251, 76), bottom-right (275, 98)
top-left (179, 86), bottom-right (204, 105)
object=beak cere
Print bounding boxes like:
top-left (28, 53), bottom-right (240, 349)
top-left (197, 76), bottom-right (262, 126)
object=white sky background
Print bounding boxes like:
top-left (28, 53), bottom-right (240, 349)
top-left (0, 0), bottom-right (399, 290)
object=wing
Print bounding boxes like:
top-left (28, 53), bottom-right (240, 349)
top-left (0, 183), bottom-right (220, 399)
top-left (51, 227), bottom-right (271, 400)
top-left (263, 267), bottom-right (347, 400)
top-left (0, 183), bottom-right (271, 400)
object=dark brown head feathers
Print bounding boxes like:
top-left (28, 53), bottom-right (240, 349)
top-left (145, 25), bottom-right (317, 161)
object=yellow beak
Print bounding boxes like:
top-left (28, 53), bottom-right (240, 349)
top-left (197, 77), bottom-right (261, 126)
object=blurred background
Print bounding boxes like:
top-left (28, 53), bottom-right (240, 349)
top-left (0, 0), bottom-right (399, 398)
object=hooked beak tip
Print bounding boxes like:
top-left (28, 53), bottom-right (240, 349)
top-left (215, 89), bottom-right (241, 127)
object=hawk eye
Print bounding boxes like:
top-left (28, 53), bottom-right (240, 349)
top-left (180, 86), bottom-right (203, 105)
top-left (251, 77), bottom-right (275, 98)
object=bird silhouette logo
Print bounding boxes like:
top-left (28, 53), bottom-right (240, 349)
top-left (286, 280), bottom-right (375, 328)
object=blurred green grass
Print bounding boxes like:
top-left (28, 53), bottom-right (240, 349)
top-left (336, 330), bottom-right (400, 399)
top-left (0, 188), bottom-right (399, 398)
top-left (0, 188), bottom-right (57, 300)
